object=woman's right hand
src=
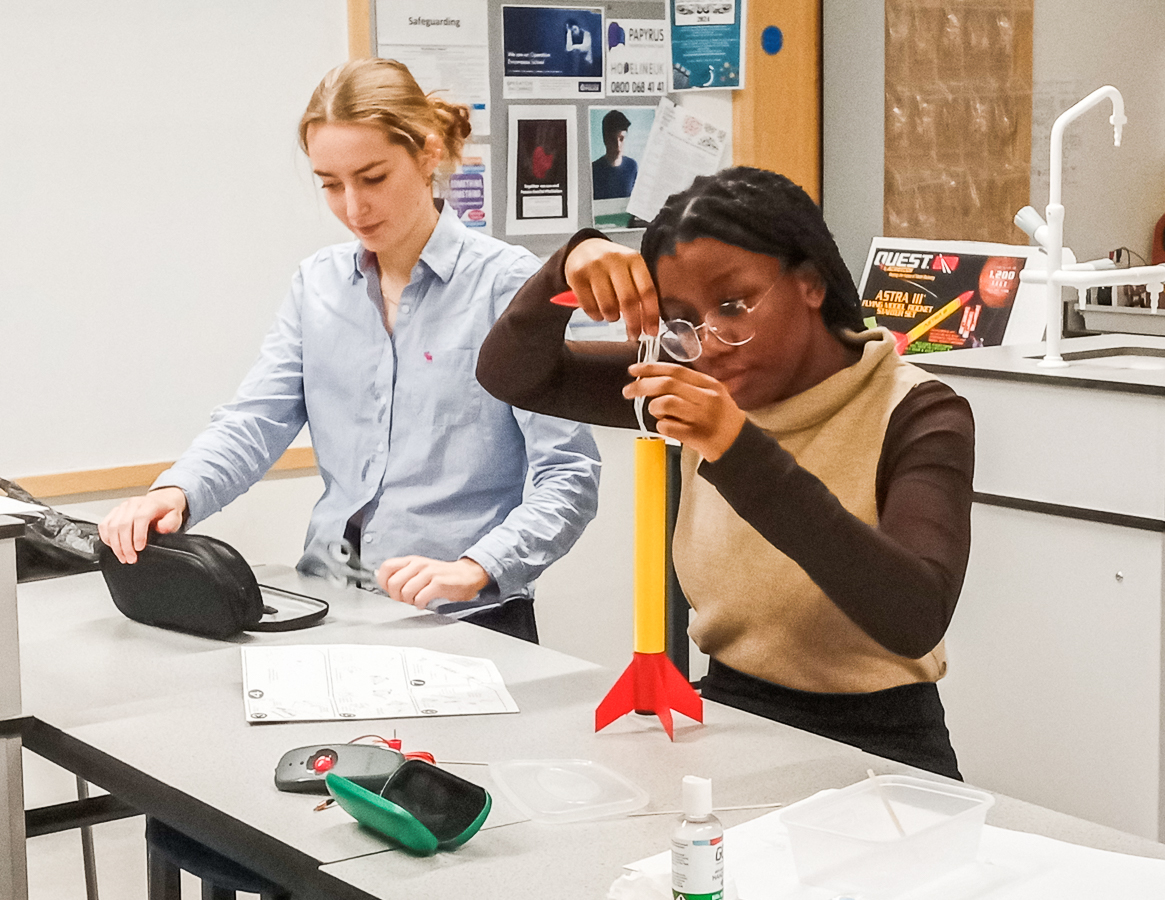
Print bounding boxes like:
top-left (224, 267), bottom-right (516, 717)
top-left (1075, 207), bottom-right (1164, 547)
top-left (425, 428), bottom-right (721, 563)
top-left (98, 487), bottom-right (188, 564)
top-left (564, 238), bottom-right (660, 340)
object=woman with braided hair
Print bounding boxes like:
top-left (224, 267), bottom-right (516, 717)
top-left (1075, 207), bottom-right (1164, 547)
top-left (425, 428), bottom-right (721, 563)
top-left (99, 58), bottom-right (600, 642)
top-left (477, 167), bottom-right (973, 776)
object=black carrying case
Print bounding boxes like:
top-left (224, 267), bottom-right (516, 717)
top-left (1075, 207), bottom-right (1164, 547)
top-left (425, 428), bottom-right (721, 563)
top-left (99, 532), bottom-right (327, 639)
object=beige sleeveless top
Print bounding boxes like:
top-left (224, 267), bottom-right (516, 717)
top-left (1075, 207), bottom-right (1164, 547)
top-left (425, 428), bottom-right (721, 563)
top-left (673, 330), bottom-right (948, 693)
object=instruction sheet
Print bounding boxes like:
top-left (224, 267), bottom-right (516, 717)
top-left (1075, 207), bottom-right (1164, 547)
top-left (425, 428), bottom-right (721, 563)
top-left (242, 644), bottom-right (519, 722)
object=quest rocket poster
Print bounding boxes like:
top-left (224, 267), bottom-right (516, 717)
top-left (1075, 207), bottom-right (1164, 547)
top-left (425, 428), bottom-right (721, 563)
top-left (861, 247), bottom-right (1024, 354)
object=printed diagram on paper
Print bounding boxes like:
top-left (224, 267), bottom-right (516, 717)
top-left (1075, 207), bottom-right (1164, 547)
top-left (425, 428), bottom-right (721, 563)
top-left (242, 645), bottom-right (520, 722)
top-left (625, 97), bottom-right (727, 223)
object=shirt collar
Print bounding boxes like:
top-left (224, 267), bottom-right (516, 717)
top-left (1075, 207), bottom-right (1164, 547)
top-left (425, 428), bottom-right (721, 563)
top-left (417, 200), bottom-right (464, 284)
top-left (349, 200), bottom-right (464, 285)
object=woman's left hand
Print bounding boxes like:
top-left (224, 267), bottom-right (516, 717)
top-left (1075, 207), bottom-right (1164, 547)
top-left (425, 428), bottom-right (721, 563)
top-left (624, 362), bottom-right (746, 462)
top-left (376, 556), bottom-right (491, 608)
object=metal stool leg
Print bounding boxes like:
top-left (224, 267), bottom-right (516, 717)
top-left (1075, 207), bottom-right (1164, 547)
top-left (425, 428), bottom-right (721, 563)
top-left (201, 883), bottom-right (235, 900)
top-left (147, 840), bottom-right (181, 900)
top-left (75, 777), bottom-right (99, 900)
top-left (146, 816), bottom-right (290, 899)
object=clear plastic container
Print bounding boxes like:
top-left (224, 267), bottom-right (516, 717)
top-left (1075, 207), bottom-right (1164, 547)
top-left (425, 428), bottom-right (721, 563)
top-left (488, 759), bottom-right (650, 824)
top-left (780, 775), bottom-right (994, 898)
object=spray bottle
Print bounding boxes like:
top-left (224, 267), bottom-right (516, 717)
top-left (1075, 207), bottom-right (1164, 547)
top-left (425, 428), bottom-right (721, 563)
top-left (671, 775), bottom-right (723, 900)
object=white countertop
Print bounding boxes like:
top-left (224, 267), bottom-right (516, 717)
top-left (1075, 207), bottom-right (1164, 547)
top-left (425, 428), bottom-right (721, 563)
top-left (911, 334), bottom-right (1165, 394)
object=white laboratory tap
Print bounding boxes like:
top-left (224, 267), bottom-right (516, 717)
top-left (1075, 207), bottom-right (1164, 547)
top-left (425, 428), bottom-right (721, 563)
top-left (1014, 85), bottom-right (1165, 367)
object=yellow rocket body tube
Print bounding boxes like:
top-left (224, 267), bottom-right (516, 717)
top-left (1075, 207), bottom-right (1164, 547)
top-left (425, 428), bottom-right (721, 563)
top-left (633, 436), bottom-right (668, 654)
top-left (595, 435), bottom-right (702, 738)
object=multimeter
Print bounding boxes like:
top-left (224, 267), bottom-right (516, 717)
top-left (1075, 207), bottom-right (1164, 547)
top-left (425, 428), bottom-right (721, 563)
top-left (274, 744), bottom-right (405, 794)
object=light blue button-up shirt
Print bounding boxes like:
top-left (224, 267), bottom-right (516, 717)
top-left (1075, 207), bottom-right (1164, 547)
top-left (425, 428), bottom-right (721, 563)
top-left (155, 203), bottom-right (600, 601)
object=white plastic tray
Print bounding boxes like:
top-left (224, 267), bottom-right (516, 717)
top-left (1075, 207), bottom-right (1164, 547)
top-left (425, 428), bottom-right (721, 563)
top-left (781, 774), bottom-right (994, 897)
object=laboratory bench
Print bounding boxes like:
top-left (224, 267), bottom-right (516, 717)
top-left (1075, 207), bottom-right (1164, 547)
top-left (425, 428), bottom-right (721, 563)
top-left (9, 562), bottom-right (1165, 898)
top-left (914, 333), bottom-right (1165, 841)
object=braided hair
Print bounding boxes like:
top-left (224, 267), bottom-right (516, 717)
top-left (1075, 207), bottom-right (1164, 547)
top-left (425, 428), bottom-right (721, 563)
top-left (640, 167), bottom-right (864, 334)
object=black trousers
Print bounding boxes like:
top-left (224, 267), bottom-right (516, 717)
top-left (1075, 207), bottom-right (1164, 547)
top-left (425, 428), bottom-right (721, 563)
top-left (701, 659), bottom-right (962, 781)
top-left (460, 596), bottom-right (540, 644)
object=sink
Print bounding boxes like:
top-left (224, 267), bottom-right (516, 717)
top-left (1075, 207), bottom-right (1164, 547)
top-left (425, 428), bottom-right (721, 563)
top-left (1079, 306), bottom-right (1165, 339)
top-left (1036, 347), bottom-right (1165, 371)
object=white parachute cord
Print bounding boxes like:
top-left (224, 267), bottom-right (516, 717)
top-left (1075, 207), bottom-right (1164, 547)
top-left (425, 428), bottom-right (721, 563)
top-left (634, 332), bottom-right (661, 435)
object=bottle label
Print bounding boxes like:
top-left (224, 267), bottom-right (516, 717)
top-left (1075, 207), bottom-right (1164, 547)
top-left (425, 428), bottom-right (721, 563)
top-left (671, 835), bottom-right (724, 900)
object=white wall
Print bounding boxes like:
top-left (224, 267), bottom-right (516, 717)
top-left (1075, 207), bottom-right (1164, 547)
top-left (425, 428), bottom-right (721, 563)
top-left (1, 1), bottom-right (351, 477)
top-left (22, 2), bottom-right (1159, 682)
top-left (822, 0), bottom-right (885, 280)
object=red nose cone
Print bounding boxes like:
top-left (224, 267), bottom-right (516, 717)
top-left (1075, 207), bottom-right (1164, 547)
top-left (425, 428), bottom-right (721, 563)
top-left (550, 291), bottom-right (580, 308)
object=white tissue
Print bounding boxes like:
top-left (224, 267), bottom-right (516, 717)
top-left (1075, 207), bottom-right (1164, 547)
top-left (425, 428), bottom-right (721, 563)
top-left (607, 868), bottom-right (739, 900)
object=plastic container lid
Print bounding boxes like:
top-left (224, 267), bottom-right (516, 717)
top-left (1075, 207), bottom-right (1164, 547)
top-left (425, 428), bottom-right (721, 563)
top-left (488, 759), bottom-right (650, 824)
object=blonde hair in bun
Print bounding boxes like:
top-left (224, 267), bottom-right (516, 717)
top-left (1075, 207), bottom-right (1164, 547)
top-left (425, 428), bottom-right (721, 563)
top-left (299, 58), bottom-right (472, 174)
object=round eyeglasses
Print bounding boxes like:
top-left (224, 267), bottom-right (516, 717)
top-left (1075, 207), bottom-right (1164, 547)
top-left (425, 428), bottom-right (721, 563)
top-left (658, 282), bottom-right (775, 362)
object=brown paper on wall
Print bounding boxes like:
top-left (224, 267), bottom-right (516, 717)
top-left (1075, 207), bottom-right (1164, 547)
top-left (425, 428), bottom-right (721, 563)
top-left (884, 0), bottom-right (1033, 243)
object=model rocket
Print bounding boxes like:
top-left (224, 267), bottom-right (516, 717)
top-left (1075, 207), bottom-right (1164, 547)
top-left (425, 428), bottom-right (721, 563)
top-left (549, 289), bottom-right (703, 739)
top-left (594, 436), bottom-right (703, 740)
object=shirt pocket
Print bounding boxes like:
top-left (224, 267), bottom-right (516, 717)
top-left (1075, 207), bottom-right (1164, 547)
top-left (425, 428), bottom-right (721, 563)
top-left (408, 346), bottom-right (483, 427)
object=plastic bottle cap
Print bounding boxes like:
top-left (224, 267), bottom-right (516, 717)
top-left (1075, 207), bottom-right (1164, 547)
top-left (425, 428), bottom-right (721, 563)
top-left (682, 775), bottom-right (712, 818)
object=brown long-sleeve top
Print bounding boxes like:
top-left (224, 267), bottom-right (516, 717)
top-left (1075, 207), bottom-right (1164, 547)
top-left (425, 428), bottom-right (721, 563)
top-left (477, 236), bottom-right (974, 662)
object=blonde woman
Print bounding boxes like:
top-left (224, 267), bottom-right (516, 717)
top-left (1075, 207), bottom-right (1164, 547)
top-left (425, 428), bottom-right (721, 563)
top-left (100, 59), bottom-right (600, 641)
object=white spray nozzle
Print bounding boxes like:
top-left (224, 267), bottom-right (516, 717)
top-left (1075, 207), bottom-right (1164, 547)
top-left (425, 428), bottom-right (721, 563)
top-left (1014, 206), bottom-right (1049, 248)
top-left (1110, 111), bottom-right (1127, 147)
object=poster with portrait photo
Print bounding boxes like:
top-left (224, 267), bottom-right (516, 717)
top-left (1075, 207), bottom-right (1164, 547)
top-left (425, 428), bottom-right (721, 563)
top-left (506, 105), bottom-right (579, 236)
top-left (502, 5), bottom-right (605, 99)
top-left (588, 106), bottom-right (655, 231)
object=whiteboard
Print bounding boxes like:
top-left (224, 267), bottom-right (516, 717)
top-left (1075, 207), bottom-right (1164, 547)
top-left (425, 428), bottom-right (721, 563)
top-left (0, 1), bottom-right (351, 477)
